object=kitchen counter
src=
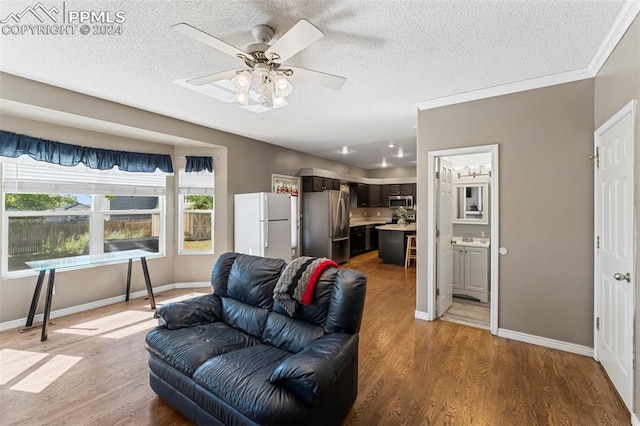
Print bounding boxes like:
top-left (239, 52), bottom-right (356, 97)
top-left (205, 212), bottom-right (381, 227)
top-left (350, 220), bottom-right (388, 227)
top-left (376, 224), bottom-right (416, 266)
top-left (376, 224), bottom-right (416, 232)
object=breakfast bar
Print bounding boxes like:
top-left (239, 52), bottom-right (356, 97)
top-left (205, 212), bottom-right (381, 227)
top-left (376, 224), bottom-right (416, 265)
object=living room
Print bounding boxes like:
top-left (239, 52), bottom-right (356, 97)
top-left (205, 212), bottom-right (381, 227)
top-left (1, 1), bottom-right (639, 425)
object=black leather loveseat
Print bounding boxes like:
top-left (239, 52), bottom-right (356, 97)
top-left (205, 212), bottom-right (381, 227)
top-left (145, 252), bottom-right (367, 425)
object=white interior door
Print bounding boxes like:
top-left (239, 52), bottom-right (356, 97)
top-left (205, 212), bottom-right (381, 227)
top-left (437, 158), bottom-right (454, 316)
top-left (595, 100), bottom-right (635, 412)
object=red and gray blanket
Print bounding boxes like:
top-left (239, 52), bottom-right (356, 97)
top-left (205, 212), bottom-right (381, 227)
top-left (273, 256), bottom-right (339, 316)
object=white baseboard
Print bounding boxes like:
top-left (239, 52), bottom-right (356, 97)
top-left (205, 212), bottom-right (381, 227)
top-left (632, 412), bottom-right (640, 426)
top-left (414, 310), bottom-right (431, 321)
top-left (498, 328), bottom-right (593, 357)
top-left (0, 282), bottom-right (210, 332)
top-left (173, 281), bottom-right (210, 288)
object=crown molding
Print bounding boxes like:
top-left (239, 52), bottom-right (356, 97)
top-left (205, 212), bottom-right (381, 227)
top-left (589, 0), bottom-right (640, 72)
top-left (417, 0), bottom-right (640, 111)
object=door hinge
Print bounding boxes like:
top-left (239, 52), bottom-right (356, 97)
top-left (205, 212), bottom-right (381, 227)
top-left (436, 229), bottom-right (440, 237)
top-left (435, 171), bottom-right (440, 179)
top-left (596, 317), bottom-right (599, 331)
top-left (436, 288), bottom-right (440, 296)
top-left (590, 147), bottom-right (599, 168)
top-left (596, 236), bottom-right (599, 250)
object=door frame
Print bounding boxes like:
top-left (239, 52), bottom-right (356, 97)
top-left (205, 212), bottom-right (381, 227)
top-left (426, 144), bottom-right (499, 334)
top-left (592, 99), bottom-right (636, 409)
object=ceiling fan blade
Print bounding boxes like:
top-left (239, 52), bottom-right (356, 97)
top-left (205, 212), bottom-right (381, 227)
top-left (265, 19), bottom-right (323, 63)
top-left (186, 69), bottom-right (238, 86)
top-left (172, 23), bottom-right (245, 58)
top-left (287, 66), bottom-right (346, 91)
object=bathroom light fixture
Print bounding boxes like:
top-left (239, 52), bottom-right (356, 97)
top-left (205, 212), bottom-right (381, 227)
top-left (458, 165), bottom-right (492, 178)
top-left (381, 158), bottom-right (388, 167)
top-left (397, 147), bottom-right (405, 158)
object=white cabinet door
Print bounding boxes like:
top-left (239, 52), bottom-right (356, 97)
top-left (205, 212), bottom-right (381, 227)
top-left (465, 247), bottom-right (488, 298)
top-left (452, 246), bottom-right (464, 291)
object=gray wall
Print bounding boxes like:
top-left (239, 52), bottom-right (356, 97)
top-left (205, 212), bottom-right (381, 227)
top-left (0, 72), bottom-right (368, 323)
top-left (417, 79), bottom-right (595, 346)
top-left (594, 14), bottom-right (639, 419)
top-left (368, 166), bottom-right (416, 179)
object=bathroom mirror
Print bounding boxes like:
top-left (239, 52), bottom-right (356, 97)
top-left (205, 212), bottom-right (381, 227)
top-left (453, 183), bottom-right (488, 224)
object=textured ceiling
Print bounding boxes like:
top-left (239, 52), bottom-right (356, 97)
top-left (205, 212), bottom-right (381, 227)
top-left (0, 0), bottom-right (630, 169)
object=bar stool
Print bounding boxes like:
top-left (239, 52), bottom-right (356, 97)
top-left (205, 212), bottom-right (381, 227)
top-left (405, 234), bottom-right (417, 268)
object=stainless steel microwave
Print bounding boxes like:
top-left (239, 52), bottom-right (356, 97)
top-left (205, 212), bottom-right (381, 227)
top-left (389, 195), bottom-right (413, 210)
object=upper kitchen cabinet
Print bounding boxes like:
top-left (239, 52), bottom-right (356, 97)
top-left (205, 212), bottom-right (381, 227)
top-left (380, 185), bottom-right (390, 207)
top-left (454, 183), bottom-right (488, 224)
top-left (368, 185), bottom-right (381, 207)
top-left (389, 183), bottom-right (415, 196)
top-left (302, 176), bottom-right (340, 192)
top-left (350, 183), bottom-right (369, 207)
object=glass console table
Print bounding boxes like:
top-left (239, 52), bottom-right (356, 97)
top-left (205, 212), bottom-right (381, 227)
top-left (24, 249), bottom-right (158, 341)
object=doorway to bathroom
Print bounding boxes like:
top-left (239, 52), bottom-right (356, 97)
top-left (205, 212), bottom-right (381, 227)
top-left (426, 144), bottom-right (499, 334)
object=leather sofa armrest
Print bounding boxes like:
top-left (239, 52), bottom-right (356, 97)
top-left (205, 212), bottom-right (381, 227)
top-left (269, 333), bottom-right (358, 405)
top-left (154, 294), bottom-right (221, 329)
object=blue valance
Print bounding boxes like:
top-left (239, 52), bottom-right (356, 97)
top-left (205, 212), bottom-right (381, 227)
top-left (0, 130), bottom-right (173, 173)
top-left (185, 156), bottom-right (212, 173)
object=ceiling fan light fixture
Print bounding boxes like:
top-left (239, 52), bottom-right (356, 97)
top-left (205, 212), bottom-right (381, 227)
top-left (234, 90), bottom-right (250, 106)
top-left (274, 74), bottom-right (293, 98)
top-left (231, 70), bottom-right (252, 91)
top-left (271, 92), bottom-right (288, 109)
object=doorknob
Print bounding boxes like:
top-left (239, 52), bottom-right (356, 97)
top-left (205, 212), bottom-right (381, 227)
top-left (613, 272), bottom-right (631, 283)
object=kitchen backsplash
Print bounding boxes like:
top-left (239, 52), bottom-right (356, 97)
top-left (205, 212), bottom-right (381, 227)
top-left (350, 207), bottom-right (393, 223)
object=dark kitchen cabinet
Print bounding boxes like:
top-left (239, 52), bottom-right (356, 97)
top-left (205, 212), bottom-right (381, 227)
top-left (389, 183), bottom-right (415, 196)
top-left (327, 178), bottom-right (341, 190)
top-left (350, 225), bottom-right (366, 257)
top-left (380, 185), bottom-right (390, 207)
top-left (401, 183), bottom-right (415, 196)
top-left (350, 183), bottom-right (369, 208)
top-left (368, 185), bottom-right (381, 207)
top-left (302, 176), bottom-right (341, 192)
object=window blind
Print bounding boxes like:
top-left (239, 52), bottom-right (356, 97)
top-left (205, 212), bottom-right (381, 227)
top-left (1, 156), bottom-right (166, 196)
top-left (178, 168), bottom-right (214, 195)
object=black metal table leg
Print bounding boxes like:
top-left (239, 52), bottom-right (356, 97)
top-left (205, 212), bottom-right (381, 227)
top-left (41, 269), bottom-right (55, 342)
top-left (26, 271), bottom-right (46, 327)
top-left (140, 257), bottom-right (155, 309)
top-left (126, 258), bottom-right (133, 301)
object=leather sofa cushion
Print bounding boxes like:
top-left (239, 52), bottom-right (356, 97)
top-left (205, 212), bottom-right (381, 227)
top-left (193, 344), bottom-right (308, 426)
top-left (272, 268), bottom-right (337, 325)
top-left (220, 297), bottom-right (270, 339)
top-left (261, 312), bottom-right (325, 353)
top-left (145, 322), bottom-right (259, 377)
top-left (226, 254), bottom-right (285, 308)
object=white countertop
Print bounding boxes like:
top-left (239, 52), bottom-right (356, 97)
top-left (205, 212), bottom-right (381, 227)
top-left (452, 236), bottom-right (490, 248)
top-left (376, 224), bottom-right (416, 232)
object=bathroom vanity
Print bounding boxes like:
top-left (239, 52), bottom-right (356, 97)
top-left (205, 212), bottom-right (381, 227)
top-left (451, 237), bottom-right (489, 302)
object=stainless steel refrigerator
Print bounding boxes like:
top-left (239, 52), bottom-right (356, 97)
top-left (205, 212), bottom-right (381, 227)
top-left (302, 190), bottom-right (350, 264)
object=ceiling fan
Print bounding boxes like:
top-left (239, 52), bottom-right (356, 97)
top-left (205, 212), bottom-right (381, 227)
top-left (172, 19), bottom-right (346, 109)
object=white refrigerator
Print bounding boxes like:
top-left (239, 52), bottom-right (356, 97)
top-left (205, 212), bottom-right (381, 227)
top-left (234, 192), bottom-right (292, 262)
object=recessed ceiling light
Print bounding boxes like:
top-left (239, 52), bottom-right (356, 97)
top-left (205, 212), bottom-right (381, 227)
top-left (340, 146), bottom-right (350, 154)
top-left (388, 143), bottom-right (395, 148)
top-left (397, 147), bottom-right (405, 158)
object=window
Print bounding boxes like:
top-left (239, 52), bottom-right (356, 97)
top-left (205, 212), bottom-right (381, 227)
top-left (1, 157), bottom-right (166, 276)
top-left (178, 166), bottom-right (214, 254)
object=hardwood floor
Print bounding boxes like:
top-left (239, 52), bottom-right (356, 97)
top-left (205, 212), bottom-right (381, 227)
top-left (0, 251), bottom-right (629, 425)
